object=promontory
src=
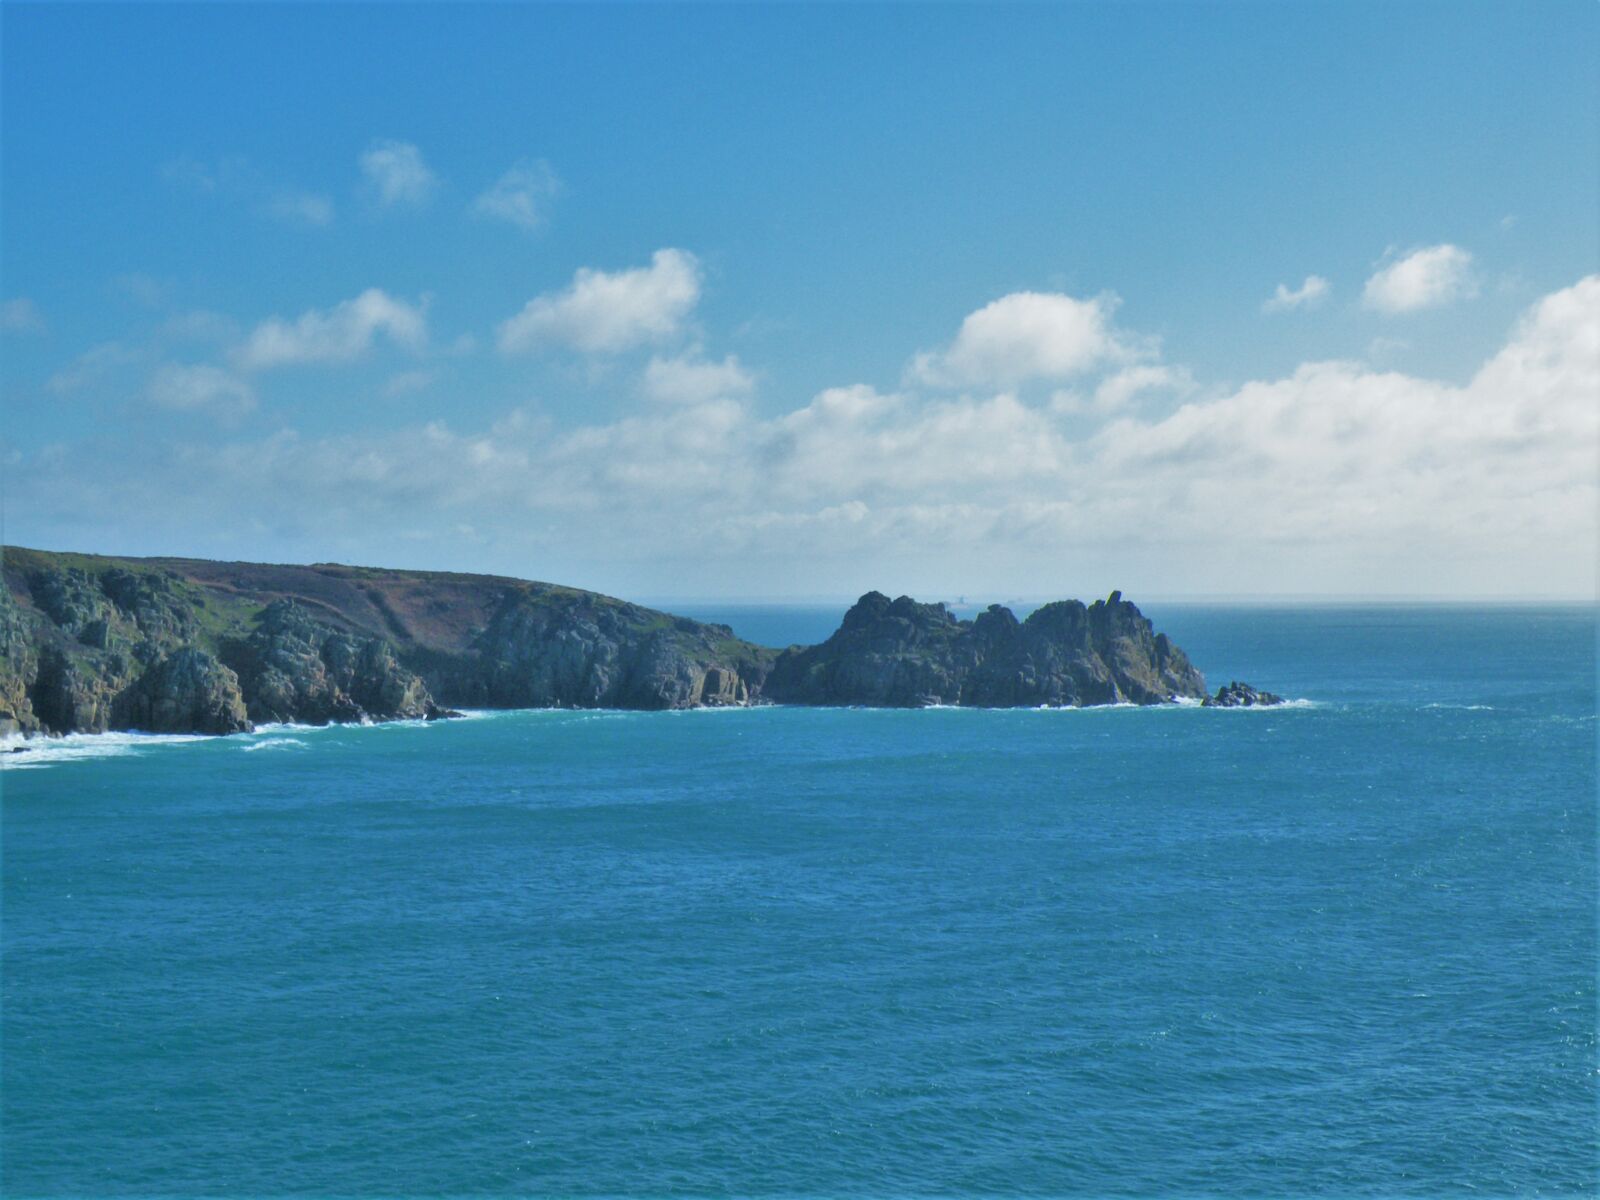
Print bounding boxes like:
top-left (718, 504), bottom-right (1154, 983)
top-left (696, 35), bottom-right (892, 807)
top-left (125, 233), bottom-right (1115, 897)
top-left (0, 547), bottom-right (1278, 739)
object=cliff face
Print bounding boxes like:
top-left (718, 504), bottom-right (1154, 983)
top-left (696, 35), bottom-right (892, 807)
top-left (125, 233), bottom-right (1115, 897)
top-left (1, 547), bottom-right (1215, 737)
top-left (764, 590), bottom-right (1207, 707)
top-left (0, 548), bottom-right (776, 736)
top-left (440, 592), bottom-right (771, 711)
top-left (224, 599), bottom-right (442, 725)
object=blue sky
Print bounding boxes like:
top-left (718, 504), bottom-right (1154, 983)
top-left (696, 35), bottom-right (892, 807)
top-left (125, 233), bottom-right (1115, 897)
top-left (3, 3), bottom-right (1597, 600)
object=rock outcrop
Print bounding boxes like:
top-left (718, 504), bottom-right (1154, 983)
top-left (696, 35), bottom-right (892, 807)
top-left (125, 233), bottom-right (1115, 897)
top-left (0, 549), bottom-right (777, 735)
top-left (1202, 680), bottom-right (1286, 707)
top-left (1, 547), bottom-right (1270, 737)
top-left (111, 649), bottom-right (251, 735)
top-left (764, 589), bottom-right (1207, 707)
top-left (0, 579), bottom-right (42, 737)
top-left (441, 591), bottom-right (770, 711)
top-left (223, 600), bottom-right (443, 725)
top-left (0, 556), bottom-right (458, 736)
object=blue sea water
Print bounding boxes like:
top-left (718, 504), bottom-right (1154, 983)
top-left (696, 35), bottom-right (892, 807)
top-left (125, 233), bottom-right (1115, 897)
top-left (2, 605), bottom-right (1595, 1197)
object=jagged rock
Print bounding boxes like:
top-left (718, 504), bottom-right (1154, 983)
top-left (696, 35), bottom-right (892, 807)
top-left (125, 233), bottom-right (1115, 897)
top-left (764, 590), bottom-right (1208, 708)
top-left (0, 575), bottom-right (41, 735)
top-left (1203, 680), bottom-right (1286, 707)
top-left (28, 648), bottom-right (121, 733)
top-left (100, 568), bottom-right (199, 650)
top-left (697, 665), bottom-right (748, 706)
top-left (112, 648), bottom-right (251, 734)
top-left (455, 590), bottom-right (768, 711)
top-left (224, 600), bottom-right (440, 724)
top-left (28, 567), bottom-right (115, 643)
top-left (1, 548), bottom-right (1257, 735)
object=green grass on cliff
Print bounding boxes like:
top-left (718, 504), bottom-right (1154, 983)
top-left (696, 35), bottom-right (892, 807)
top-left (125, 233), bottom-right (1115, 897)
top-left (2, 547), bottom-right (269, 657)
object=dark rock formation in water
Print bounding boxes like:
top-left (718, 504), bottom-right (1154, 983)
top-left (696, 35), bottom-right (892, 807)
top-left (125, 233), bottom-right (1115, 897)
top-left (1, 547), bottom-right (1255, 737)
top-left (763, 590), bottom-right (1207, 707)
top-left (1202, 680), bottom-right (1286, 707)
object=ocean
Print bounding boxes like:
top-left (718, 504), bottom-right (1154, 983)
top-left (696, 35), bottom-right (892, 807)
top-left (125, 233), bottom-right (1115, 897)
top-left (2, 605), bottom-right (1595, 1196)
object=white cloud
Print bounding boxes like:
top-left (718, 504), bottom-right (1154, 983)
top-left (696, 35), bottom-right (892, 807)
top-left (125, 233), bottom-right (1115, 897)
top-left (474, 160), bottom-right (561, 231)
top-left (1051, 365), bottom-right (1194, 415)
top-left (234, 289), bottom-right (428, 370)
top-left (1263, 275), bottom-right (1330, 313)
top-left (497, 249), bottom-right (702, 355)
top-left (911, 290), bottom-right (1135, 388)
top-left (1363, 244), bottom-right (1476, 313)
top-left (642, 354), bottom-right (754, 405)
top-left (360, 140), bottom-right (438, 208)
top-left (147, 363), bottom-right (256, 416)
top-left (12, 277), bottom-right (1597, 599)
top-left (1, 298), bottom-right (45, 335)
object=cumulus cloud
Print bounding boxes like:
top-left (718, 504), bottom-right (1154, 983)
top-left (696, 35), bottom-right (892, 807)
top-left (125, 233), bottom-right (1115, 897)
top-left (498, 249), bottom-right (702, 355)
top-left (1052, 365), bottom-right (1195, 415)
top-left (234, 289), bottom-right (428, 370)
top-left (911, 290), bottom-right (1135, 388)
top-left (12, 277), bottom-right (1597, 599)
top-left (0, 298), bottom-right (45, 335)
top-left (641, 353), bottom-right (754, 405)
top-left (147, 363), bottom-right (256, 416)
top-left (473, 160), bottom-right (562, 231)
top-left (1363, 244), bottom-right (1476, 313)
top-left (1263, 275), bottom-right (1330, 313)
top-left (359, 140), bottom-right (439, 207)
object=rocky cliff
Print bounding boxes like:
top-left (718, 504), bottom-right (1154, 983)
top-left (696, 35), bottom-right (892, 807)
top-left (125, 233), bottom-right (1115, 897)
top-left (0, 547), bottom-right (777, 737)
top-left (1, 547), bottom-right (1252, 738)
top-left (763, 590), bottom-right (1207, 707)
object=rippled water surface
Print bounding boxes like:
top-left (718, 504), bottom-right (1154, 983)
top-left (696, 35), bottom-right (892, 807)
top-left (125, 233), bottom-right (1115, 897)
top-left (3, 606), bottom-right (1595, 1196)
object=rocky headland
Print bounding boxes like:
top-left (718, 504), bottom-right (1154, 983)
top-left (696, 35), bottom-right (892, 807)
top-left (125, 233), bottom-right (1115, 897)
top-left (762, 590), bottom-right (1207, 707)
top-left (0, 546), bottom-right (1282, 740)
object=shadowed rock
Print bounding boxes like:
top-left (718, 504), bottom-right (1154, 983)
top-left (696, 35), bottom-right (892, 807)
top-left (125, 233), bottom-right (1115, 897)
top-left (763, 590), bottom-right (1208, 707)
top-left (113, 648), bottom-right (251, 735)
top-left (1202, 680), bottom-right (1286, 707)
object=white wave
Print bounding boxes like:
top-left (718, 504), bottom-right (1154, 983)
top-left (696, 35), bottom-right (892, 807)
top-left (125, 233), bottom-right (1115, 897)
top-left (1422, 703), bottom-right (1496, 711)
top-left (451, 707), bottom-right (579, 721)
top-left (1198, 697), bottom-right (1320, 711)
top-left (662, 704), bottom-right (761, 716)
top-left (1, 729), bottom-right (213, 771)
top-left (242, 737), bottom-right (308, 752)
